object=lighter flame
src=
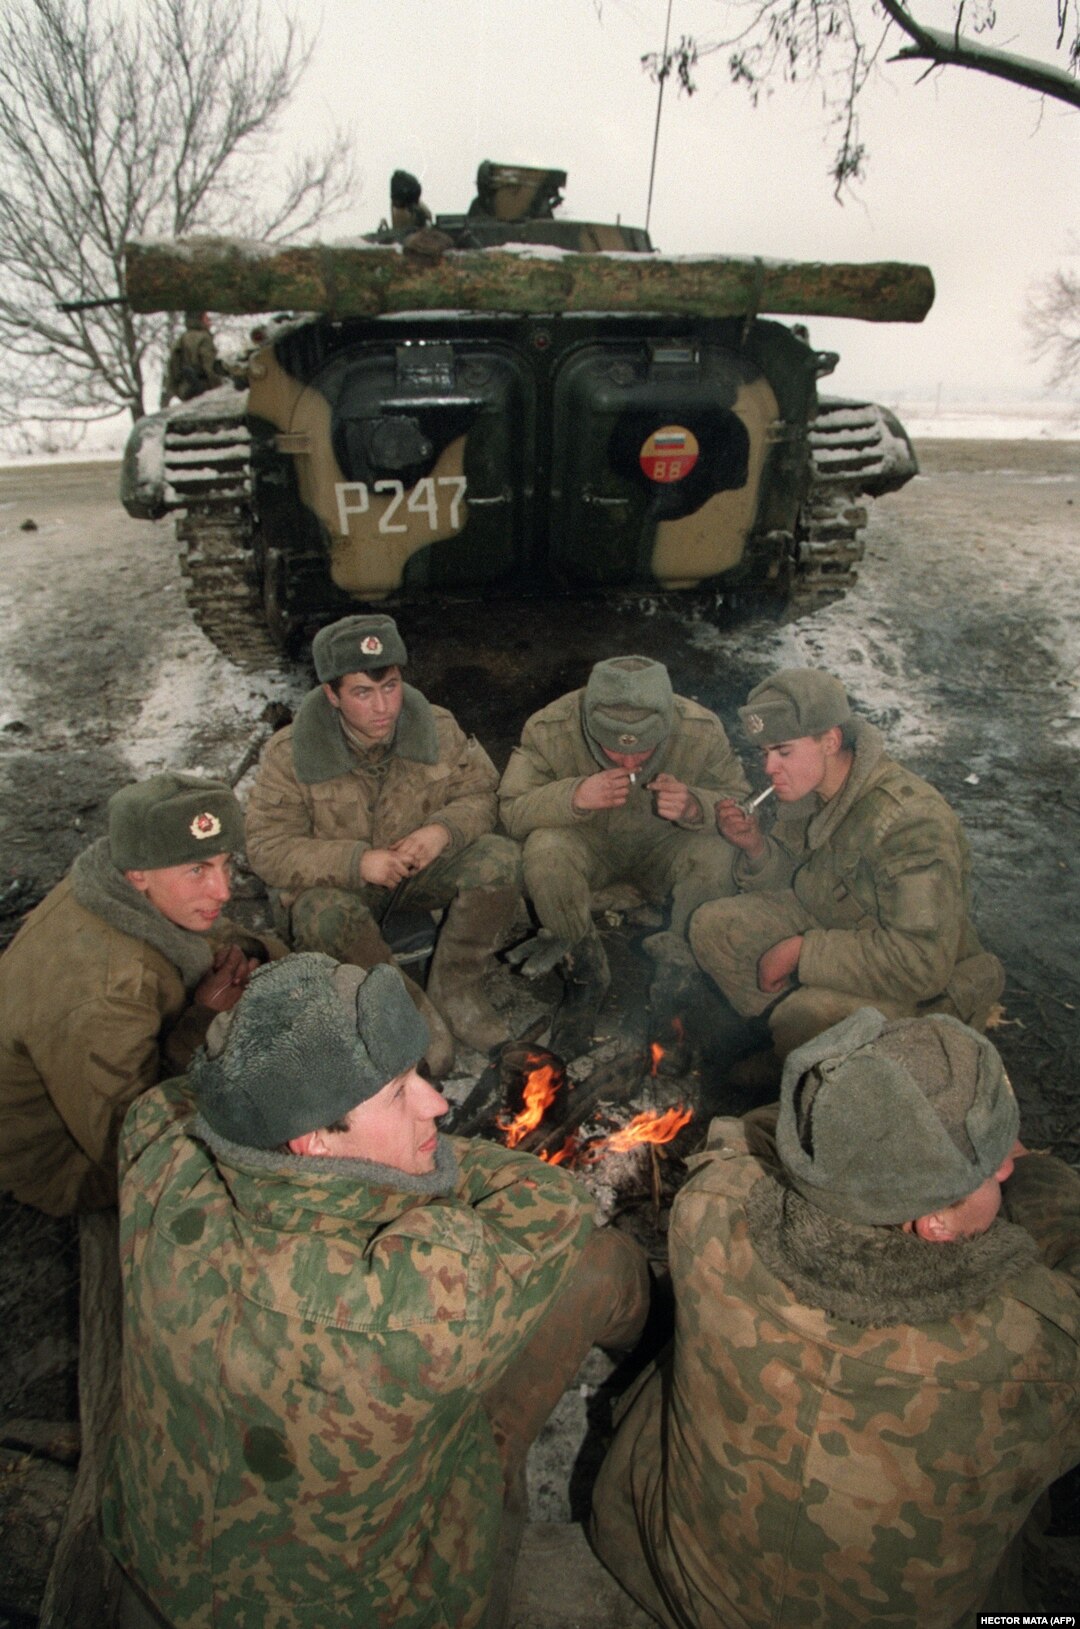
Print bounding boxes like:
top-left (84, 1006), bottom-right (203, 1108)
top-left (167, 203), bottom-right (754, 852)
top-left (497, 1058), bottom-right (564, 1148)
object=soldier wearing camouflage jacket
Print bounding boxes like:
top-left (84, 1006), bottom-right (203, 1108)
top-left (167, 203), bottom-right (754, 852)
top-left (104, 954), bottom-right (648, 1629)
top-left (0, 774), bottom-right (272, 1215)
top-left (691, 668), bottom-right (1002, 1058)
top-left (591, 1009), bottom-right (1080, 1628)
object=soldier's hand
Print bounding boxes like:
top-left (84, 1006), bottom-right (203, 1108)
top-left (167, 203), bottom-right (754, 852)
top-left (573, 768), bottom-right (633, 810)
top-left (647, 773), bottom-right (698, 823)
top-left (360, 846), bottom-right (413, 888)
top-left (390, 825), bottom-right (451, 874)
top-left (757, 935), bottom-right (803, 994)
top-left (715, 798), bottom-right (767, 859)
top-left (195, 944), bottom-right (259, 1011)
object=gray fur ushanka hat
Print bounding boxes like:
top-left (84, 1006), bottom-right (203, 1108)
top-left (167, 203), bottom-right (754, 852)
top-left (312, 614), bottom-right (408, 684)
top-left (108, 772), bottom-right (243, 871)
top-left (191, 953), bottom-right (429, 1148)
top-left (776, 1007), bottom-right (1019, 1226)
top-left (739, 668), bottom-right (851, 748)
top-left (582, 656), bottom-right (674, 759)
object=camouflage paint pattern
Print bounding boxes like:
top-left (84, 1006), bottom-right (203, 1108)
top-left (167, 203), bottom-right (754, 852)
top-left (590, 1117), bottom-right (1080, 1628)
top-left (103, 1079), bottom-right (596, 1628)
top-left (499, 690), bottom-right (748, 943)
top-left (690, 721), bottom-right (999, 1033)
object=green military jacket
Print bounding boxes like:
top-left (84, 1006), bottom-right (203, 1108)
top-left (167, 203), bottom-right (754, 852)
top-left (591, 1113), bottom-right (1080, 1628)
top-left (103, 1080), bottom-right (595, 1629)
top-left (498, 688), bottom-right (748, 842)
top-left (0, 842), bottom-right (270, 1215)
top-left (737, 718), bottom-right (991, 1006)
top-left (245, 684), bottom-right (500, 910)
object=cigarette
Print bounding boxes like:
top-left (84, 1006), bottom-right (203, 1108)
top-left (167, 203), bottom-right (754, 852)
top-left (628, 772), bottom-right (637, 785)
top-left (744, 785), bottom-right (775, 813)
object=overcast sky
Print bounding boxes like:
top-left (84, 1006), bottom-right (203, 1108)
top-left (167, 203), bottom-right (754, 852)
top-left (274, 0), bottom-right (1077, 409)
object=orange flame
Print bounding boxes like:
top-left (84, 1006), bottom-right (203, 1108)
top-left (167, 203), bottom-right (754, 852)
top-left (649, 1042), bottom-right (664, 1076)
top-left (497, 1056), bottom-right (565, 1148)
top-left (605, 1105), bottom-right (693, 1152)
top-left (540, 1135), bottom-right (578, 1166)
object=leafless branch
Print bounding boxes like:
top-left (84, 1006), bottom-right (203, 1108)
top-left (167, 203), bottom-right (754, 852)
top-left (1025, 265), bottom-right (1080, 392)
top-left (0, 0), bottom-right (356, 426)
top-left (639, 1), bottom-right (1079, 197)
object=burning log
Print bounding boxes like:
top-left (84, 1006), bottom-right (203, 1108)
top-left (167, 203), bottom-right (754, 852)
top-left (517, 1047), bottom-right (648, 1161)
top-left (442, 1022), bottom-right (547, 1139)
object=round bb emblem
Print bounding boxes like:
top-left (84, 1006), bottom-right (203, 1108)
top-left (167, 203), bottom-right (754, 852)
top-left (190, 811), bottom-right (222, 840)
top-left (617, 732), bottom-right (639, 747)
top-left (744, 713), bottom-right (765, 735)
top-left (639, 425), bottom-right (699, 484)
top-left (361, 635), bottom-right (384, 656)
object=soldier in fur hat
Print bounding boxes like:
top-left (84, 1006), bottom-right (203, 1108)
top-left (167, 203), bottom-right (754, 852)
top-left (0, 772), bottom-right (277, 1214)
top-left (590, 1008), bottom-right (1080, 1626)
top-left (498, 655), bottom-right (749, 1059)
top-left (245, 613), bottom-right (522, 1069)
top-left (103, 953), bottom-right (648, 1629)
top-left (689, 666), bottom-right (1004, 1068)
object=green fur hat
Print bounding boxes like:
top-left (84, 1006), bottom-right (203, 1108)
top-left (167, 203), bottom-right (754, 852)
top-left (740, 668), bottom-right (851, 747)
top-left (582, 656), bottom-right (674, 762)
top-left (192, 953), bottom-right (429, 1148)
top-left (776, 1008), bottom-right (1019, 1225)
top-left (312, 615), bottom-right (408, 684)
top-left (108, 772), bottom-right (243, 871)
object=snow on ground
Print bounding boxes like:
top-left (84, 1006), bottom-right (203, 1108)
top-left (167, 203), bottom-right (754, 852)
top-left (892, 399), bottom-right (1079, 441)
top-left (0, 397), bottom-right (1077, 469)
top-left (122, 627), bottom-right (308, 781)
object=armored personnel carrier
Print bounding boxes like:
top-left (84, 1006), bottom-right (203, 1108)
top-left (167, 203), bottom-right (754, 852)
top-left (122, 162), bottom-right (931, 666)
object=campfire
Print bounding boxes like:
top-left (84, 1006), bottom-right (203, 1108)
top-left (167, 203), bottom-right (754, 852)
top-left (447, 1034), bottom-right (698, 1221)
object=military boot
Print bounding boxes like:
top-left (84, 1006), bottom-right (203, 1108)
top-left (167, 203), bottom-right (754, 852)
top-left (549, 928), bottom-right (611, 1062)
top-left (328, 913), bottom-right (455, 1079)
top-left (426, 885), bottom-right (518, 1053)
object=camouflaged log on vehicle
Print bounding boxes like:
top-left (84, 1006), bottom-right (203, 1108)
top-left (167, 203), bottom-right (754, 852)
top-left (121, 162), bottom-right (933, 667)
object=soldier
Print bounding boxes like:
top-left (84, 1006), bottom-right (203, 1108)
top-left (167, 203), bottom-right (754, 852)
top-left (389, 168), bottom-right (433, 231)
top-left (590, 1007), bottom-right (1080, 1627)
top-left (103, 953), bottom-right (649, 1629)
top-left (689, 667), bottom-right (1003, 1063)
top-left (245, 613), bottom-right (522, 1067)
top-left (163, 310), bottom-right (225, 402)
top-left (498, 656), bottom-right (749, 1058)
top-left (0, 773), bottom-right (273, 1214)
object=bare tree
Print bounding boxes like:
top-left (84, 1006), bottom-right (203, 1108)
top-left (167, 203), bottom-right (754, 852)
top-left (1026, 264), bottom-right (1080, 391)
top-left (643, 2), bottom-right (1079, 198)
top-left (0, 0), bottom-right (356, 429)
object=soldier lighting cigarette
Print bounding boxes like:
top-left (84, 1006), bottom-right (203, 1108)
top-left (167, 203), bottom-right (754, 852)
top-left (742, 785), bottom-right (776, 815)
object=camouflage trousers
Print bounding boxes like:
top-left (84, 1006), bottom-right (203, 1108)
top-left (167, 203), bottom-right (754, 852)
top-left (690, 889), bottom-right (957, 1059)
top-left (522, 825), bottom-right (737, 947)
top-left (282, 835), bottom-right (522, 960)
